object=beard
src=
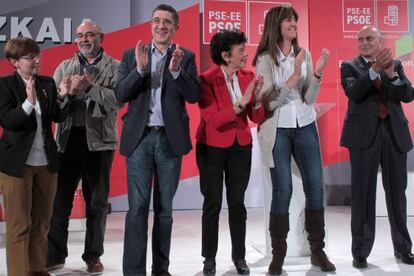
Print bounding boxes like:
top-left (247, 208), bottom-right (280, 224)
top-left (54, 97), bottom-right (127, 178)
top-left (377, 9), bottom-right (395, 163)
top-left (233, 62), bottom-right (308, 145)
top-left (79, 45), bottom-right (96, 57)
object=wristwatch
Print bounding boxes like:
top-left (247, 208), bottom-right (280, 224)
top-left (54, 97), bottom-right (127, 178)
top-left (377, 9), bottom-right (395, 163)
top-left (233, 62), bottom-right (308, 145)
top-left (388, 73), bottom-right (399, 82)
top-left (314, 72), bottom-right (323, 80)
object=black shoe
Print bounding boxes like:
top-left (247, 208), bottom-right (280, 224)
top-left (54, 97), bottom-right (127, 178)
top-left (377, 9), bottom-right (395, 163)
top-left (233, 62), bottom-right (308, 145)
top-left (151, 271), bottom-right (172, 276)
top-left (234, 259), bottom-right (250, 275)
top-left (46, 259), bottom-right (65, 271)
top-left (352, 257), bottom-right (368, 269)
top-left (395, 252), bottom-right (414, 265)
top-left (203, 258), bottom-right (216, 275)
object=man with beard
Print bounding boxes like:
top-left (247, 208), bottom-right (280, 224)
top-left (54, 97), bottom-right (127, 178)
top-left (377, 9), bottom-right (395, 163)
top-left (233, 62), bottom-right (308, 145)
top-left (47, 21), bottom-right (122, 274)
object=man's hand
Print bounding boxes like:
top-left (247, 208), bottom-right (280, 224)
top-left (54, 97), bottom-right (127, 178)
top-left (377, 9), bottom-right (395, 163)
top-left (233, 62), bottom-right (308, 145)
top-left (169, 44), bottom-right (184, 73)
top-left (135, 40), bottom-right (149, 72)
top-left (372, 48), bottom-right (393, 73)
top-left (70, 70), bottom-right (91, 95)
top-left (58, 76), bottom-right (71, 98)
top-left (26, 76), bottom-right (36, 105)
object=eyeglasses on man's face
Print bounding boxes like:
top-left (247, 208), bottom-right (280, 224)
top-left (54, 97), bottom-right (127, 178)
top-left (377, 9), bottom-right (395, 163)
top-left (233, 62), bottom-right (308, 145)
top-left (151, 17), bottom-right (174, 27)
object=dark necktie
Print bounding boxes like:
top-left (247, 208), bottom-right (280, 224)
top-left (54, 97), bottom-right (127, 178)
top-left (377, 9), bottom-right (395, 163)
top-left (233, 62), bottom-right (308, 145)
top-left (367, 61), bottom-right (389, 120)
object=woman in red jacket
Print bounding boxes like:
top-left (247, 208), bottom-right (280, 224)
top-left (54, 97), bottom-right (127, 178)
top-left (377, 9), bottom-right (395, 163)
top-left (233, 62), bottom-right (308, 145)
top-left (196, 29), bottom-right (264, 275)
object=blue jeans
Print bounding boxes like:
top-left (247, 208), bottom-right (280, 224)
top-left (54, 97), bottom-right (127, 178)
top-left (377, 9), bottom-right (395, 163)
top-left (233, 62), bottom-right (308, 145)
top-left (123, 128), bottom-right (182, 276)
top-left (269, 122), bottom-right (324, 215)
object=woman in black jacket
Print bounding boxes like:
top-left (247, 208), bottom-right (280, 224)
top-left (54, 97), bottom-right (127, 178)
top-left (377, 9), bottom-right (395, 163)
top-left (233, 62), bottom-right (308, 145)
top-left (0, 37), bottom-right (69, 276)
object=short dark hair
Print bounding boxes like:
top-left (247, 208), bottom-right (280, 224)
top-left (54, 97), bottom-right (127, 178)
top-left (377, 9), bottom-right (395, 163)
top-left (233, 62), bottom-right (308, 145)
top-left (210, 29), bottom-right (247, 66)
top-left (4, 37), bottom-right (40, 60)
top-left (152, 4), bottom-right (179, 25)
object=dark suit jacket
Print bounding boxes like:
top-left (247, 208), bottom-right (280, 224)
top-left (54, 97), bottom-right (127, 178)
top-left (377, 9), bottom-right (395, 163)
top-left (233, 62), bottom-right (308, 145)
top-left (196, 66), bottom-right (265, 148)
top-left (340, 55), bottom-right (414, 153)
top-left (115, 44), bottom-right (201, 157)
top-left (0, 72), bottom-right (69, 177)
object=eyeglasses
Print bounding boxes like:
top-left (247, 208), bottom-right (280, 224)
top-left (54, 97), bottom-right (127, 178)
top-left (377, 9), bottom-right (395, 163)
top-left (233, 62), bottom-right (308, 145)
top-left (151, 17), bottom-right (174, 27)
top-left (19, 54), bottom-right (41, 61)
top-left (75, 32), bottom-right (100, 40)
top-left (357, 36), bottom-right (379, 43)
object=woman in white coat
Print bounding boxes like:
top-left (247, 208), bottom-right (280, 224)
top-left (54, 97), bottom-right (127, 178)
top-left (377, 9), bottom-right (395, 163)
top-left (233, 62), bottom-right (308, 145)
top-left (252, 6), bottom-right (335, 275)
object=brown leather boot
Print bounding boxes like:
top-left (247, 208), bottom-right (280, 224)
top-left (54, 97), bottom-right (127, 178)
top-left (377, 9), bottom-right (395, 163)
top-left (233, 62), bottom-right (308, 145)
top-left (305, 209), bottom-right (336, 272)
top-left (268, 213), bottom-right (289, 275)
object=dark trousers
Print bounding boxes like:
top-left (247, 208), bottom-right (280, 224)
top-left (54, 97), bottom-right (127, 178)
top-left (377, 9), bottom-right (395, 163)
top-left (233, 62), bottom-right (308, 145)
top-left (196, 142), bottom-right (252, 261)
top-left (48, 127), bottom-right (114, 263)
top-left (350, 119), bottom-right (412, 258)
top-left (123, 128), bottom-right (182, 276)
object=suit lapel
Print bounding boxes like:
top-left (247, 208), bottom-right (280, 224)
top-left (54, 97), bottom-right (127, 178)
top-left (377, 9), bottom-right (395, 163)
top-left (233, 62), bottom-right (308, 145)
top-left (13, 72), bottom-right (28, 104)
top-left (356, 55), bottom-right (369, 72)
top-left (35, 78), bottom-right (49, 117)
top-left (162, 44), bottom-right (175, 90)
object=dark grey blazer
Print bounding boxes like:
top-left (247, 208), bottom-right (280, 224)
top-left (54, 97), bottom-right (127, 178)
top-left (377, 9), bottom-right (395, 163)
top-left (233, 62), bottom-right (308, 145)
top-left (115, 44), bottom-right (201, 157)
top-left (340, 55), bottom-right (414, 153)
top-left (0, 72), bottom-right (69, 177)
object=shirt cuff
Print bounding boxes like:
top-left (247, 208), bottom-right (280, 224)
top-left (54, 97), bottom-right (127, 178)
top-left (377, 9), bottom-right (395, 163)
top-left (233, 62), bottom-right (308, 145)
top-left (22, 99), bottom-right (35, 115)
top-left (369, 68), bottom-right (380, 81)
top-left (170, 68), bottom-right (181, 80)
top-left (58, 95), bottom-right (69, 108)
top-left (136, 67), bottom-right (144, 76)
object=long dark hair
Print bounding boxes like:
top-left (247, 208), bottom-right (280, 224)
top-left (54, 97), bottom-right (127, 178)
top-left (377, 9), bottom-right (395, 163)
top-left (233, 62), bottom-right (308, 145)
top-left (252, 6), bottom-right (301, 66)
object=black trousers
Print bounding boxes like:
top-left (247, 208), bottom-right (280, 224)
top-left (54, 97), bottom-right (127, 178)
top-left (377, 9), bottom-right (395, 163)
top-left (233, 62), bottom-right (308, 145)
top-left (350, 118), bottom-right (412, 258)
top-left (196, 142), bottom-right (252, 261)
top-left (47, 127), bottom-right (114, 263)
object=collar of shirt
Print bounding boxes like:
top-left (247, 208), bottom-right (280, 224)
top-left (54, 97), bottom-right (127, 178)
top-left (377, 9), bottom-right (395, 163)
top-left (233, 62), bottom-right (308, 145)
top-left (220, 66), bottom-right (238, 83)
top-left (151, 41), bottom-right (172, 56)
top-left (277, 46), bottom-right (295, 63)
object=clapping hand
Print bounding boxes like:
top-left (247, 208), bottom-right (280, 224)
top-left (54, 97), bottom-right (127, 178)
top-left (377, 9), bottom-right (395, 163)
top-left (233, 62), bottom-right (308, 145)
top-left (135, 40), bottom-right (149, 72)
top-left (314, 48), bottom-right (330, 77)
top-left (169, 44), bottom-right (184, 73)
top-left (26, 76), bottom-right (36, 105)
top-left (371, 48), bottom-right (393, 74)
top-left (58, 76), bottom-right (71, 98)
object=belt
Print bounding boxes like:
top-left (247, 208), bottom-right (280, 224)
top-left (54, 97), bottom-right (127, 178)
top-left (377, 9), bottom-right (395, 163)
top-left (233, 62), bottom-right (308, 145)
top-left (145, 126), bottom-right (165, 132)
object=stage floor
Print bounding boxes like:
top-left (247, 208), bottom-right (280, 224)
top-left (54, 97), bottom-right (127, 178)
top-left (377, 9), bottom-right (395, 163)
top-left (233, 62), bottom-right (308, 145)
top-left (1, 206), bottom-right (414, 275)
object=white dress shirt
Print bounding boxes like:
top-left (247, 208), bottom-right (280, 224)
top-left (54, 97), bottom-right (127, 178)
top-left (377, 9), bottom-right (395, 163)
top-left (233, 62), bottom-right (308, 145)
top-left (275, 47), bottom-right (316, 128)
top-left (220, 66), bottom-right (243, 105)
top-left (21, 78), bottom-right (48, 166)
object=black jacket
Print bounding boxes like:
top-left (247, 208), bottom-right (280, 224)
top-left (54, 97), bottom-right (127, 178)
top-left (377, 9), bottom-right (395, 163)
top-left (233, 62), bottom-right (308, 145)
top-left (340, 55), bottom-right (414, 153)
top-left (0, 72), bottom-right (69, 177)
top-left (115, 44), bottom-right (201, 157)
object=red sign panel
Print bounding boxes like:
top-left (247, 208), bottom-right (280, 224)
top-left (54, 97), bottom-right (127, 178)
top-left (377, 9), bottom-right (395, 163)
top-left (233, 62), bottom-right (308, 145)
top-left (203, 0), bottom-right (247, 44)
top-left (377, 0), bottom-right (408, 32)
top-left (343, 0), bottom-right (375, 32)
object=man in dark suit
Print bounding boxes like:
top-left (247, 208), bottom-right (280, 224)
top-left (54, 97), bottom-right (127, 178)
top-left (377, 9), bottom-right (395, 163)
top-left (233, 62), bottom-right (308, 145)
top-left (115, 4), bottom-right (200, 276)
top-left (341, 25), bottom-right (414, 269)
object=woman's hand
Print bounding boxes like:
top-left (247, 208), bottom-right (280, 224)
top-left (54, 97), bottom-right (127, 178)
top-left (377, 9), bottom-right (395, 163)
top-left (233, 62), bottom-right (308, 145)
top-left (286, 50), bottom-right (304, 89)
top-left (314, 48), bottom-right (330, 77)
top-left (26, 76), bottom-right (36, 105)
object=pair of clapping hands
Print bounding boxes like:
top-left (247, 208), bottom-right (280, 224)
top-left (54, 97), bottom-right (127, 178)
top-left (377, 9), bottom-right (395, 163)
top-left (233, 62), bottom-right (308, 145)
top-left (57, 69), bottom-right (92, 99)
top-left (370, 48), bottom-right (397, 79)
top-left (135, 40), bottom-right (182, 73)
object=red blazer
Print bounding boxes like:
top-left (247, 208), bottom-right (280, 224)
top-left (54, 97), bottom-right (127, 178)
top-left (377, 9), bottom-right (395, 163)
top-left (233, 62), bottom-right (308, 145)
top-left (196, 66), bottom-right (265, 148)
